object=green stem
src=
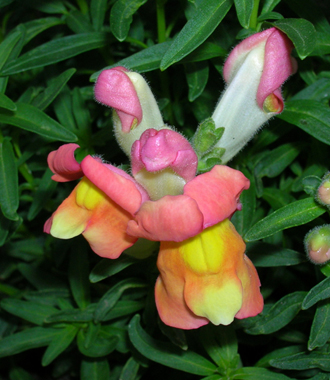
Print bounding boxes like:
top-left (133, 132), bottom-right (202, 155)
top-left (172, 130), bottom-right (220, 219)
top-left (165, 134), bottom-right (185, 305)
top-left (249, 0), bottom-right (260, 31)
top-left (157, 0), bottom-right (166, 44)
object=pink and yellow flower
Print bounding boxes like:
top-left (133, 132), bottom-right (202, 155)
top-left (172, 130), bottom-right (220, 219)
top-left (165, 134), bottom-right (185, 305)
top-left (44, 131), bottom-right (263, 329)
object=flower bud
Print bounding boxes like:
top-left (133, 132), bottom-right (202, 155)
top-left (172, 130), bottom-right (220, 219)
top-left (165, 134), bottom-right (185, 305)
top-left (316, 172), bottom-right (330, 206)
top-left (94, 67), bottom-right (170, 156)
top-left (212, 27), bottom-right (297, 163)
top-left (305, 225), bottom-right (330, 264)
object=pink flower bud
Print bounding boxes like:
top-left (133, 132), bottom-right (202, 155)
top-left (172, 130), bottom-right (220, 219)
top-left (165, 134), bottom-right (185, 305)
top-left (212, 27), bottom-right (297, 163)
top-left (317, 172), bottom-right (330, 206)
top-left (305, 225), bottom-right (330, 265)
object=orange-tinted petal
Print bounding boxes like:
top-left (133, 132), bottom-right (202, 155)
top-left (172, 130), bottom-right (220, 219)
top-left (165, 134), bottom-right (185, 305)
top-left (44, 177), bottom-right (137, 259)
top-left (155, 219), bottom-right (263, 329)
top-left (127, 195), bottom-right (204, 242)
top-left (184, 165), bottom-right (250, 228)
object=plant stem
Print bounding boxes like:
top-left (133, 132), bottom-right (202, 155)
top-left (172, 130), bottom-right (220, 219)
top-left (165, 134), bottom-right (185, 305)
top-left (157, 0), bottom-right (166, 44)
top-left (249, 0), bottom-right (260, 31)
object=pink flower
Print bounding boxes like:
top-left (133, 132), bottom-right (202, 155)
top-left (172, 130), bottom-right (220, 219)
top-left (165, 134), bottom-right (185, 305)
top-left (44, 129), bottom-right (263, 329)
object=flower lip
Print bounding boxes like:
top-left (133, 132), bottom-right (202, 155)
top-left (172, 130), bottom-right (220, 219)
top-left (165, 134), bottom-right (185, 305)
top-left (94, 67), bottom-right (143, 132)
top-left (131, 128), bottom-right (198, 182)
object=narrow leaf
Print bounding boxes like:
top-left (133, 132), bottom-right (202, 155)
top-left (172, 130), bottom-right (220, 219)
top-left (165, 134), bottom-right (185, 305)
top-left (0, 327), bottom-right (60, 358)
top-left (234, 0), bottom-right (254, 29)
top-left (244, 197), bottom-right (325, 242)
top-left (81, 358), bottom-right (111, 380)
top-left (128, 315), bottom-right (217, 376)
top-left (0, 138), bottom-right (19, 221)
top-left (69, 242), bottom-right (91, 309)
top-left (271, 351), bottom-right (330, 371)
top-left (110, 0), bottom-right (148, 42)
top-left (308, 300), bottom-right (330, 350)
top-left (0, 30), bottom-right (22, 71)
top-left (91, 0), bottom-right (108, 31)
top-left (245, 292), bottom-right (306, 335)
top-left (0, 103), bottom-right (77, 141)
top-left (32, 68), bottom-right (76, 110)
top-left (273, 18), bottom-right (316, 59)
top-left (0, 93), bottom-right (16, 111)
top-left (89, 256), bottom-right (137, 283)
top-left (160, 0), bottom-right (233, 70)
top-left (42, 324), bottom-right (79, 366)
top-left (94, 278), bottom-right (146, 322)
top-left (90, 41), bottom-right (172, 80)
top-left (302, 276), bottom-right (330, 309)
top-left (1, 33), bottom-right (108, 76)
top-left (0, 298), bottom-right (58, 326)
top-left (185, 61), bottom-right (209, 102)
top-left (232, 367), bottom-right (292, 379)
top-left (278, 100), bottom-right (330, 145)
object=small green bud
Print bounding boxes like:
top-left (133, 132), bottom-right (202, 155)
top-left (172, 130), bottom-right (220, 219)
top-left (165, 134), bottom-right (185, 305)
top-left (305, 225), bottom-right (330, 265)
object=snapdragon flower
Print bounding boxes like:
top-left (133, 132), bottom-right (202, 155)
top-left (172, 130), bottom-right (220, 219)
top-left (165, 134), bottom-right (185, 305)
top-left (41, 28), bottom-right (299, 329)
top-left (212, 27), bottom-right (297, 163)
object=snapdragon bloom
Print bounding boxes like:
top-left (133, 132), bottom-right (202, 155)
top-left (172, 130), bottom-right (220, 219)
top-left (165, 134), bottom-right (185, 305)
top-left (44, 131), bottom-right (263, 329)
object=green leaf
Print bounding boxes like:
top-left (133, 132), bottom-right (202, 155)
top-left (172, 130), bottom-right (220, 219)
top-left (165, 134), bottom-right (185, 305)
top-left (90, 41), bottom-right (172, 80)
top-left (0, 138), bottom-right (19, 221)
top-left (260, 0), bottom-right (281, 14)
top-left (72, 87), bottom-right (91, 138)
top-left (0, 30), bottom-right (22, 72)
top-left (200, 324), bottom-right (239, 369)
top-left (302, 276), bottom-right (330, 309)
top-left (270, 351), bottom-right (330, 371)
top-left (0, 298), bottom-right (58, 326)
top-left (91, 0), bottom-right (108, 31)
top-left (257, 12), bottom-right (283, 22)
top-left (65, 10), bottom-right (94, 34)
top-left (77, 324), bottom-right (119, 357)
top-left (22, 17), bottom-right (65, 45)
top-left (311, 32), bottom-right (330, 56)
top-left (69, 242), bottom-right (91, 309)
top-left (45, 307), bottom-right (94, 323)
top-left (0, 103), bottom-right (77, 141)
top-left (89, 256), bottom-right (138, 283)
top-left (234, 0), bottom-right (254, 29)
top-left (128, 315), bottom-right (217, 375)
top-left (28, 168), bottom-right (57, 221)
top-left (1, 33), bottom-right (108, 76)
top-left (8, 367), bottom-right (35, 380)
top-left (292, 78), bottom-right (330, 103)
top-left (0, 93), bottom-right (16, 111)
top-left (308, 300), bottom-right (330, 350)
top-left (160, 0), bottom-right (233, 70)
top-left (185, 61), bottom-right (209, 102)
top-left (0, 327), bottom-right (60, 358)
top-left (181, 42), bottom-right (227, 63)
top-left (273, 18), bottom-right (316, 59)
top-left (278, 100), bottom-right (330, 145)
top-left (33, 0), bottom-right (67, 14)
top-left (42, 324), bottom-right (79, 366)
top-left (244, 197), bottom-right (326, 242)
top-left (94, 278), bottom-right (146, 322)
top-left (231, 169), bottom-right (256, 235)
top-left (256, 345), bottom-right (304, 367)
top-left (262, 188), bottom-right (296, 210)
top-left (247, 243), bottom-right (306, 267)
top-left (110, 0), bottom-right (148, 42)
top-left (245, 292), bottom-right (306, 335)
top-left (32, 68), bottom-right (76, 111)
top-left (232, 367), bottom-right (292, 379)
top-left (254, 143), bottom-right (301, 178)
top-left (81, 358), bottom-right (111, 380)
top-left (120, 357), bottom-right (140, 380)
top-left (102, 300), bottom-right (145, 321)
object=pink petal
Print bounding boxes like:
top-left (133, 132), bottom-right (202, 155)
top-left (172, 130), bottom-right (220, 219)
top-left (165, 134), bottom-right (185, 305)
top-left (47, 143), bottom-right (83, 182)
top-left (184, 165), bottom-right (250, 228)
top-left (94, 67), bottom-right (142, 132)
top-left (80, 155), bottom-right (149, 216)
top-left (223, 28), bottom-right (275, 84)
top-left (256, 28), bottom-right (297, 112)
top-left (126, 195), bottom-right (204, 242)
top-left (131, 129), bottom-right (197, 182)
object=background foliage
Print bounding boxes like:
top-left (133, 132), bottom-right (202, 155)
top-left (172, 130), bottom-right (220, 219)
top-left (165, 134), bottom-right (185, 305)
top-left (0, 0), bottom-right (330, 379)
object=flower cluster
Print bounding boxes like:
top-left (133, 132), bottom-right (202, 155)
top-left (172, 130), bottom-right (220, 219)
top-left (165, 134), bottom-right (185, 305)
top-left (44, 28), bottom-right (297, 329)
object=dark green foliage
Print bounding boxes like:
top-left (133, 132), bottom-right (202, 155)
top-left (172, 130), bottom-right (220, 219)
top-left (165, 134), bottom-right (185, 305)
top-left (0, 0), bottom-right (330, 379)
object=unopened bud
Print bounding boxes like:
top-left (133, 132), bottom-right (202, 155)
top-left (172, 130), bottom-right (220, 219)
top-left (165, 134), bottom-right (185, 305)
top-left (316, 172), bottom-right (330, 206)
top-left (305, 225), bottom-right (330, 265)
